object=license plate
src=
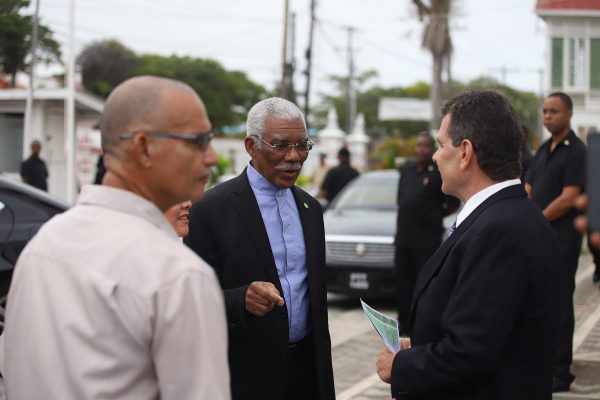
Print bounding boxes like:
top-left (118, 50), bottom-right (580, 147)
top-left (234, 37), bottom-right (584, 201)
top-left (349, 272), bottom-right (369, 290)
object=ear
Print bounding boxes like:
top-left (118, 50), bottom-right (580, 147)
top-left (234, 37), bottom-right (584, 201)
top-left (459, 139), bottom-right (475, 171)
top-left (244, 136), bottom-right (257, 158)
top-left (131, 133), bottom-right (154, 168)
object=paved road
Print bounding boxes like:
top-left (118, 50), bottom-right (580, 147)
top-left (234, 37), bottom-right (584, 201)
top-left (327, 253), bottom-right (600, 399)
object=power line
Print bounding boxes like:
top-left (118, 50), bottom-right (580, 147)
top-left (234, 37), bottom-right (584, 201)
top-left (314, 22), bottom-right (347, 66)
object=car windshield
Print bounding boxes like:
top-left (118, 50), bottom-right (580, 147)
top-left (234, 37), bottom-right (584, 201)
top-left (332, 175), bottom-right (397, 210)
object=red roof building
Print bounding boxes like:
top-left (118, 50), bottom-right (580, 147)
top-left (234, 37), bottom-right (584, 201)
top-left (536, 0), bottom-right (600, 137)
top-left (537, 0), bottom-right (600, 15)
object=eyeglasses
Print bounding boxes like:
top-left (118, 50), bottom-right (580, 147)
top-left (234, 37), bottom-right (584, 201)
top-left (119, 131), bottom-right (214, 151)
top-left (250, 135), bottom-right (314, 154)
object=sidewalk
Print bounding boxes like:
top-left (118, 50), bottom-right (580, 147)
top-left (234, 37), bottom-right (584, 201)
top-left (554, 253), bottom-right (600, 399)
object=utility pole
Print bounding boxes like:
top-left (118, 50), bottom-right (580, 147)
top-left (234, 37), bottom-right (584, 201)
top-left (303, 0), bottom-right (316, 125)
top-left (279, 0), bottom-right (295, 101)
top-left (65, 0), bottom-right (76, 202)
top-left (279, 0), bottom-right (289, 98)
top-left (344, 26), bottom-right (356, 134)
top-left (288, 12), bottom-right (296, 102)
top-left (23, 0), bottom-right (41, 158)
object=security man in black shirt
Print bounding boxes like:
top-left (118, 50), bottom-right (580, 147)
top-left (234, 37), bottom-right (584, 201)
top-left (395, 132), bottom-right (459, 334)
top-left (525, 92), bottom-right (587, 393)
top-left (320, 147), bottom-right (359, 203)
top-left (20, 139), bottom-right (49, 191)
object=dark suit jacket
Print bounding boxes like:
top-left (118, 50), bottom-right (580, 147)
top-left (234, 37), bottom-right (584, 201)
top-left (391, 184), bottom-right (561, 400)
top-left (185, 169), bottom-right (335, 400)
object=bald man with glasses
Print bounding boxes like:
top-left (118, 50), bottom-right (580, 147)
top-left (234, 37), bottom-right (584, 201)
top-left (185, 97), bottom-right (335, 400)
top-left (3, 76), bottom-right (230, 399)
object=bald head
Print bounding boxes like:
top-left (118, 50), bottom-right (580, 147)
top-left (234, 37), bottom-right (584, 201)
top-left (98, 75), bottom-right (216, 211)
top-left (100, 76), bottom-right (202, 155)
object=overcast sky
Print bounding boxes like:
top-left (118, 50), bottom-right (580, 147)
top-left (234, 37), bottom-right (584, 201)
top-left (32, 0), bottom-right (548, 104)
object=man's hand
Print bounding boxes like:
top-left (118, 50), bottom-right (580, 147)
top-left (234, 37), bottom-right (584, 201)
top-left (376, 339), bottom-right (410, 385)
top-left (376, 349), bottom-right (396, 384)
top-left (400, 337), bottom-right (411, 350)
top-left (245, 281), bottom-right (285, 316)
top-left (575, 195), bottom-right (600, 249)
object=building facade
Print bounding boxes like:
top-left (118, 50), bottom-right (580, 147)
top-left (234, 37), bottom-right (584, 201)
top-left (537, 0), bottom-right (600, 137)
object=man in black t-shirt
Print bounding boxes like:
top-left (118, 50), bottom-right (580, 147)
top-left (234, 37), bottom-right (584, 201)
top-left (525, 92), bottom-right (587, 393)
top-left (395, 132), bottom-right (459, 334)
top-left (20, 140), bottom-right (49, 191)
top-left (319, 147), bottom-right (358, 203)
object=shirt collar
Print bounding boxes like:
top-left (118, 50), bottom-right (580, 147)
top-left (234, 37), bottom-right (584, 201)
top-left (547, 129), bottom-right (575, 152)
top-left (455, 179), bottom-right (521, 227)
top-left (77, 185), bottom-right (177, 237)
top-left (247, 163), bottom-right (291, 197)
top-left (558, 130), bottom-right (576, 148)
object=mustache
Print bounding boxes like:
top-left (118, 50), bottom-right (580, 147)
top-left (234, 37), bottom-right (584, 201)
top-left (275, 162), bottom-right (302, 171)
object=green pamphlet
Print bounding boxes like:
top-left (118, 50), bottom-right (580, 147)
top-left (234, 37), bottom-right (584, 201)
top-left (360, 299), bottom-right (400, 353)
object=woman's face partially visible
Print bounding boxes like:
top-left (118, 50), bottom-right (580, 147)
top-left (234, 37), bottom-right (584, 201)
top-left (164, 200), bottom-right (193, 237)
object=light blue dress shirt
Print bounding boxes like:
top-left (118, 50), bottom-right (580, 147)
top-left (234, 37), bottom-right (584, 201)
top-left (247, 164), bottom-right (310, 342)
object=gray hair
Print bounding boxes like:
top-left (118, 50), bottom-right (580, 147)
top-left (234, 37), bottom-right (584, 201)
top-left (246, 97), bottom-right (306, 147)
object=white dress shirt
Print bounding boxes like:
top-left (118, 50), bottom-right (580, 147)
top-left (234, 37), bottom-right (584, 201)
top-left (3, 185), bottom-right (230, 400)
top-left (455, 179), bottom-right (522, 227)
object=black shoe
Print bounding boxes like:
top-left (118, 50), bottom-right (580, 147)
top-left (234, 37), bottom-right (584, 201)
top-left (552, 377), bottom-right (573, 393)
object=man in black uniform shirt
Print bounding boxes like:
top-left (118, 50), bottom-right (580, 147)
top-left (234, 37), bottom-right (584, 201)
top-left (525, 92), bottom-right (587, 393)
top-left (395, 132), bottom-right (459, 334)
top-left (319, 147), bottom-right (359, 203)
top-left (20, 139), bottom-right (49, 191)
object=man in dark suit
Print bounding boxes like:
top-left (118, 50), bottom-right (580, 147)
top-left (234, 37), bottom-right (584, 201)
top-left (376, 90), bottom-right (562, 399)
top-left (185, 97), bottom-right (335, 400)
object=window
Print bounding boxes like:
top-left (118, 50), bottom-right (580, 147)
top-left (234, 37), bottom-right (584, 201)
top-left (591, 39), bottom-right (600, 89)
top-left (552, 38), bottom-right (564, 88)
top-left (567, 38), bottom-right (586, 88)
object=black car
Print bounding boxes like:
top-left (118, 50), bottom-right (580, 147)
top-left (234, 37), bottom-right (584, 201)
top-left (324, 169), bottom-right (455, 298)
top-left (0, 176), bottom-right (69, 327)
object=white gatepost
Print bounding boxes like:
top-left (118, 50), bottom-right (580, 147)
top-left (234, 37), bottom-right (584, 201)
top-left (347, 113), bottom-right (370, 172)
top-left (317, 107), bottom-right (346, 166)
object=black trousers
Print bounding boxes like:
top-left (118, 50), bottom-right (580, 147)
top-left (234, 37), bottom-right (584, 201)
top-left (395, 245), bottom-right (438, 335)
top-left (285, 334), bottom-right (319, 400)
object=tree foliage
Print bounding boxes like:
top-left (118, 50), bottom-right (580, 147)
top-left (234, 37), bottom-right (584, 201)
top-left (314, 78), bottom-right (430, 140)
top-left (449, 76), bottom-right (541, 146)
top-left (76, 39), bottom-right (268, 131)
top-left (412, 0), bottom-right (452, 129)
top-left (314, 74), bottom-right (540, 169)
top-left (136, 54), bottom-right (267, 129)
top-left (0, 0), bottom-right (61, 87)
top-left (316, 75), bottom-right (539, 141)
top-left (78, 39), bottom-right (138, 98)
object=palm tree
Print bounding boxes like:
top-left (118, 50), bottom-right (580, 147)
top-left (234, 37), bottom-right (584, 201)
top-left (412, 0), bottom-right (452, 130)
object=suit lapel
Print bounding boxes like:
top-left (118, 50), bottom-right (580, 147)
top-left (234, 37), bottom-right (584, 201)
top-left (408, 184), bottom-right (526, 325)
top-left (231, 169), bottom-right (281, 287)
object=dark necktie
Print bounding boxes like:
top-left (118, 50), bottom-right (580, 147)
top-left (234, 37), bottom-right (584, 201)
top-left (448, 220), bottom-right (457, 237)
